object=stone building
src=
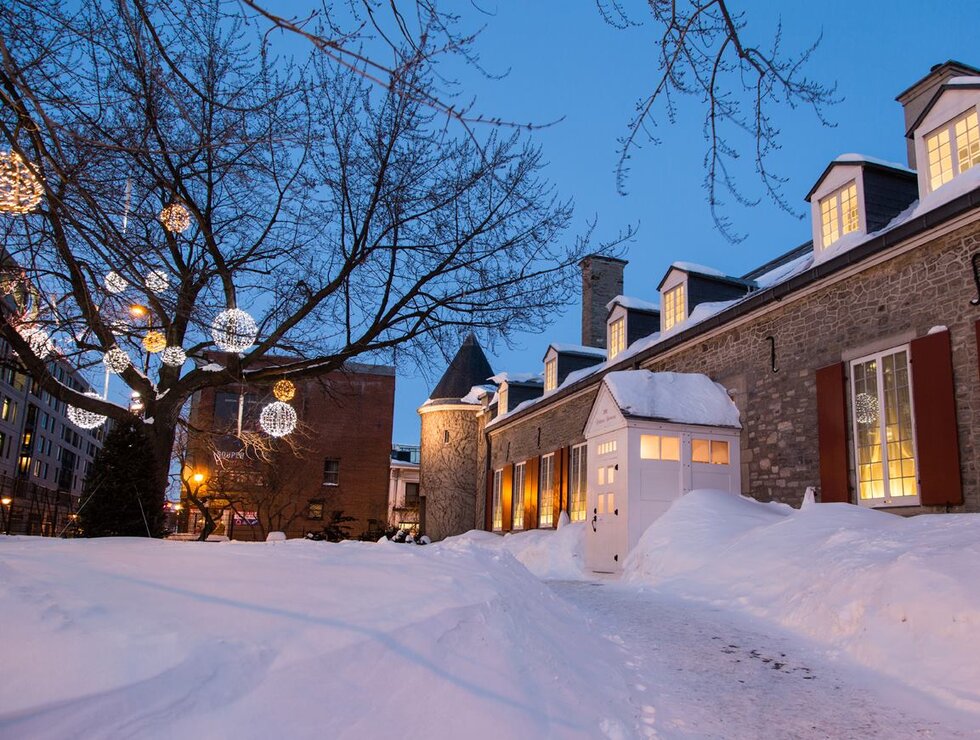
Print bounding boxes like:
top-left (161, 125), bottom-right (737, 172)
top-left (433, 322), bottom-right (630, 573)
top-left (184, 357), bottom-right (395, 540)
top-left (418, 61), bottom-right (980, 545)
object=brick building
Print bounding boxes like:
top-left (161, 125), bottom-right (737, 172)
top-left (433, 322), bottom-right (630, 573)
top-left (419, 61), bottom-right (980, 550)
top-left (184, 358), bottom-right (395, 540)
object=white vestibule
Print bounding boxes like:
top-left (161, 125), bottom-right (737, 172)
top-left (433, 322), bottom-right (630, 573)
top-left (583, 370), bottom-right (742, 573)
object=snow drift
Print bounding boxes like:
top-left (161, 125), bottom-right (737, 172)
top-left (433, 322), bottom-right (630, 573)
top-left (0, 536), bottom-right (633, 739)
top-left (623, 490), bottom-right (980, 713)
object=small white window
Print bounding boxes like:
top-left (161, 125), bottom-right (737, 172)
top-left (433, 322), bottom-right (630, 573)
top-left (818, 181), bottom-right (859, 249)
top-left (692, 439), bottom-right (730, 465)
top-left (538, 453), bottom-right (555, 527)
top-left (640, 434), bottom-right (680, 461)
top-left (512, 462), bottom-right (526, 530)
top-left (926, 109), bottom-right (979, 192)
top-left (607, 465), bottom-right (616, 484)
top-left (544, 358), bottom-right (557, 392)
top-left (598, 466), bottom-right (606, 485)
top-left (663, 284), bottom-right (686, 331)
top-left (491, 469), bottom-right (503, 531)
top-left (608, 317), bottom-right (625, 360)
top-left (597, 440), bottom-right (617, 456)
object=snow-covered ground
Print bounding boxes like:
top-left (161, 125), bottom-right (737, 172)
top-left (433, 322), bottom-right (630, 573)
top-left (3, 491), bottom-right (979, 738)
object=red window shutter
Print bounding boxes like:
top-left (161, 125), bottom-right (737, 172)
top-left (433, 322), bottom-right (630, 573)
top-left (815, 363), bottom-right (850, 503)
top-left (501, 464), bottom-right (513, 532)
top-left (553, 448), bottom-right (564, 527)
top-left (484, 461), bottom-right (494, 531)
top-left (525, 456), bottom-right (539, 528)
top-left (910, 331), bottom-right (963, 506)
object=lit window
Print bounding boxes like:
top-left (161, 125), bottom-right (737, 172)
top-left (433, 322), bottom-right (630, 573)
top-left (663, 284), bottom-right (686, 331)
top-left (491, 469), bottom-right (503, 531)
top-left (322, 458), bottom-right (340, 486)
top-left (512, 462), bottom-right (526, 530)
top-left (818, 181), bottom-right (859, 249)
top-left (308, 501), bottom-right (324, 520)
top-left (851, 347), bottom-right (918, 506)
top-left (597, 440), bottom-right (617, 456)
top-left (640, 434), bottom-right (680, 461)
top-left (608, 317), bottom-right (625, 360)
top-left (569, 443), bottom-right (587, 522)
top-left (544, 358), bottom-right (558, 392)
top-left (598, 466), bottom-right (605, 485)
top-left (538, 454), bottom-right (555, 527)
top-left (692, 439), bottom-right (730, 465)
top-left (926, 110), bottom-right (979, 191)
top-left (606, 465), bottom-right (616, 484)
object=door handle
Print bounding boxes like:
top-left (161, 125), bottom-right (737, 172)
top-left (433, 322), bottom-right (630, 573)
top-left (591, 515), bottom-right (597, 533)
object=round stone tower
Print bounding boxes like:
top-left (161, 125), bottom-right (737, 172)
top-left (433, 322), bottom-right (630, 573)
top-left (418, 334), bottom-right (493, 540)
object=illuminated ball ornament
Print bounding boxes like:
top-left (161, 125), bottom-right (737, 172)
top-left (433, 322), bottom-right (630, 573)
top-left (161, 345), bottom-right (186, 367)
top-left (855, 392), bottom-right (879, 425)
top-left (145, 269), bottom-right (169, 293)
top-left (210, 308), bottom-right (258, 353)
top-left (142, 330), bottom-right (166, 353)
top-left (18, 325), bottom-right (53, 359)
top-left (67, 392), bottom-right (106, 430)
top-left (259, 401), bottom-right (297, 437)
top-left (103, 345), bottom-right (131, 374)
top-left (273, 379), bottom-right (295, 402)
top-left (159, 201), bottom-right (191, 234)
top-left (0, 150), bottom-right (44, 215)
top-left (104, 271), bottom-right (128, 294)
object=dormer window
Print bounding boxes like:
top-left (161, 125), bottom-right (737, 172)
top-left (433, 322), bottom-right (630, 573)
top-left (608, 317), bottom-right (625, 360)
top-left (925, 109), bottom-right (979, 192)
top-left (818, 181), bottom-right (859, 249)
top-left (663, 283), bottom-right (686, 331)
top-left (544, 358), bottom-right (557, 391)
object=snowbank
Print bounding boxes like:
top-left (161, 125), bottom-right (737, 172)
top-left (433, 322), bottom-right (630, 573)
top-left (623, 490), bottom-right (980, 713)
top-left (0, 535), bottom-right (633, 738)
top-left (440, 522), bottom-right (589, 581)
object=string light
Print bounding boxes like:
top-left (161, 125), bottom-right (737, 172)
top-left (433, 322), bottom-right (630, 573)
top-left (210, 308), bottom-right (257, 353)
top-left (104, 271), bottom-right (128, 294)
top-left (161, 345), bottom-right (186, 367)
top-left (142, 330), bottom-right (166, 353)
top-left (145, 269), bottom-right (169, 293)
top-left (159, 202), bottom-right (191, 234)
top-left (18, 325), bottom-right (53, 359)
top-left (273, 379), bottom-right (295, 402)
top-left (259, 401), bottom-right (297, 437)
top-left (855, 392), bottom-right (879, 425)
top-left (103, 346), bottom-right (131, 374)
top-left (67, 392), bottom-right (106, 430)
top-left (0, 150), bottom-right (44, 215)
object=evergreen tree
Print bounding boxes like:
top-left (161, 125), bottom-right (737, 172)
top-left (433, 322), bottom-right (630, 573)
top-left (78, 420), bottom-right (165, 538)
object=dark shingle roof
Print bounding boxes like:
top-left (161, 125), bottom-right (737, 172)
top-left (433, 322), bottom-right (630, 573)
top-left (429, 333), bottom-right (494, 402)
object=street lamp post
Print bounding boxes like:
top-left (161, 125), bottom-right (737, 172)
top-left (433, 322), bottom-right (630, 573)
top-left (1, 496), bottom-right (12, 536)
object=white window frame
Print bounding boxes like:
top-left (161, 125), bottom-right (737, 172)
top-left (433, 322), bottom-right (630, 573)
top-left (512, 461), bottom-right (526, 530)
top-left (662, 283), bottom-right (686, 331)
top-left (608, 317), bottom-right (625, 360)
top-left (569, 443), bottom-right (587, 522)
top-left (925, 108), bottom-right (980, 192)
top-left (491, 468), bottom-right (503, 531)
top-left (544, 358), bottom-right (557, 392)
top-left (849, 345), bottom-right (920, 508)
top-left (538, 453), bottom-right (555, 528)
top-left (818, 180), bottom-right (860, 250)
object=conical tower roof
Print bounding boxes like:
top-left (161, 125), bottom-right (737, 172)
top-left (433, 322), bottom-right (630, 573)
top-left (429, 333), bottom-right (494, 403)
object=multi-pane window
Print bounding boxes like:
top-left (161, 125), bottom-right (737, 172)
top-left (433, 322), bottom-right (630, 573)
top-left (851, 348), bottom-right (918, 505)
top-left (308, 501), bottom-right (324, 520)
top-left (538, 453), bottom-right (555, 527)
top-left (322, 458), bottom-right (340, 486)
top-left (819, 181), bottom-right (859, 249)
top-left (639, 434), bottom-right (681, 461)
top-left (544, 358), bottom-right (558, 392)
top-left (569, 443), bottom-right (587, 521)
top-left (404, 482), bottom-right (420, 507)
top-left (597, 464), bottom-right (616, 485)
top-left (926, 109), bottom-right (979, 192)
top-left (512, 462), bottom-right (526, 530)
top-left (597, 440), bottom-right (617, 456)
top-left (491, 469), bottom-right (503, 531)
top-left (691, 439), bottom-right (730, 465)
top-left (608, 318), bottom-right (625, 360)
top-left (663, 284), bottom-right (686, 331)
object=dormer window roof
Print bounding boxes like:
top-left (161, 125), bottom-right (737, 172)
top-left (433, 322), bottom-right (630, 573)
top-left (604, 296), bottom-right (661, 356)
top-left (656, 263), bottom-right (754, 333)
top-left (542, 344), bottom-right (606, 393)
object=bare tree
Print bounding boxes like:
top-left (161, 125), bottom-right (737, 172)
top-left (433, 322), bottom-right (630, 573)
top-left (0, 0), bottom-right (615, 504)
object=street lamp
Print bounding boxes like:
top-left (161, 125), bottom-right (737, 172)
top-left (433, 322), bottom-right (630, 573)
top-left (1, 495), bottom-right (12, 536)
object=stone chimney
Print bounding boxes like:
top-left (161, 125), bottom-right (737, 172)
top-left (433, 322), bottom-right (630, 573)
top-left (896, 60), bottom-right (980, 168)
top-left (580, 255), bottom-right (627, 349)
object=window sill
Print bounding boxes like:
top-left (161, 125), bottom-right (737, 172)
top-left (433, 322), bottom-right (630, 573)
top-left (321, 483), bottom-right (339, 487)
top-left (858, 498), bottom-right (921, 509)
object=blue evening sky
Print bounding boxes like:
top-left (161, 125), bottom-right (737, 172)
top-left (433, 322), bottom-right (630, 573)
top-left (373, 2), bottom-right (977, 445)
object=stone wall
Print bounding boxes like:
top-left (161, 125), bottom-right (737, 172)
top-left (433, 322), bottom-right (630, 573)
top-left (419, 405), bottom-right (481, 540)
top-left (484, 216), bottom-right (980, 515)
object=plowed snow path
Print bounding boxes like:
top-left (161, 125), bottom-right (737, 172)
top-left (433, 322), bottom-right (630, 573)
top-left (551, 581), bottom-right (978, 739)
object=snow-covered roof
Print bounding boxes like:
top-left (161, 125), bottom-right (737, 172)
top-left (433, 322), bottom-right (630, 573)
top-left (946, 75), bottom-right (980, 87)
top-left (490, 371), bottom-right (543, 386)
top-left (605, 295), bottom-right (660, 313)
top-left (669, 261), bottom-right (727, 277)
top-left (543, 343), bottom-right (607, 362)
top-left (460, 384), bottom-right (496, 405)
top-left (832, 153), bottom-right (914, 173)
top-left (602, 370), bottom-right (741, 428)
